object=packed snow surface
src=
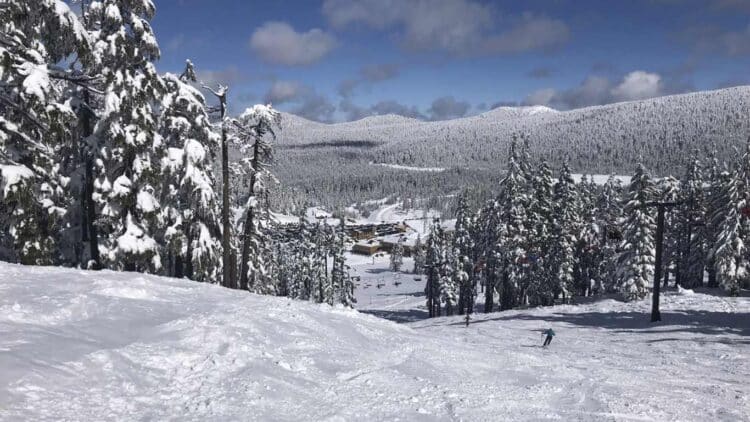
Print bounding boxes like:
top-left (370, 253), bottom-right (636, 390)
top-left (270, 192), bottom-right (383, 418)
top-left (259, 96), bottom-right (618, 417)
top-left (1, 262), bottom-right (748, 421)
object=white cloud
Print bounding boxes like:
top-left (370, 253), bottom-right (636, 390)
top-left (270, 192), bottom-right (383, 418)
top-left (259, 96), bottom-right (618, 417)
top-left (524, 88), bottom-right (558, 107)
top-left (611, 71), bottom-right (662, 101)
top-left (427, 96), bottom-right (470, 120)
top-left (250, 22), bottom-right (337, 66)
top-left (264, 80), bottom-right (304, 104)
top-left (482, 14), bottom-right (570, 54)
top-left (524, 71), bottom-right (668, 109)
top-left (262, 80), bottom-right (336, 122)
top-left (322, 0), bottom-right (568, 55)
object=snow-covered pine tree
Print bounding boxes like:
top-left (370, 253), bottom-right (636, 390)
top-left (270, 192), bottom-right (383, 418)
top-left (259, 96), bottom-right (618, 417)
top-left (232, 104), bottom-right (281, 293)
top-left (439, 243), bottom-right (458, 316)
top-left (704, 154), bottom-right (724, 288)
top-left (273, 240), bottom-right (291, 297)
top-left (315, 226), bottom-right (330, 302)
top-left (330, 226), bottom-right (356, 307)
top-left (412, 234), bottom-right (426, 274)
top-left (712, 170), bottom-right (746, 295)
top-left (526, 161), bottom-right (555, 305)
top-left (495, 139), bottom-right (529, 310)
top-left (676, 158), bottom-right (707, 288)
top-left (453, 193), bottom-right (475, 314)
top-left (0, 0), bottom-right (91, 265)
top-left (424, 220), bottom-right (442, 317)
top-left (426, 221), bottom-right (457, 316)
top-left (657, 175), bottom-right (681, 288)
top-left (389, 237), bottom-right (404, 272)
top-left (596, 175), bottom-right (624, 293)
top-left (158, 61), bottom-right (222, 282)
top-left (574, 213), bottom-right (603, 297)
top-left (549, 164), bottom-right (580, 302)
top-left (617, 164), bottom-right (657, 301)
top-left (85, 0), bottom-right (164, 272)
top-left (296, 216), bottom-right (315, 300)
top-left (479, 198), bottom-right (501, 312)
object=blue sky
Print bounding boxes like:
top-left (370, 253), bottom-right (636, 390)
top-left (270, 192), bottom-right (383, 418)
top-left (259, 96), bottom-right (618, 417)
top-left (151, 0), bottom-right (750, 122)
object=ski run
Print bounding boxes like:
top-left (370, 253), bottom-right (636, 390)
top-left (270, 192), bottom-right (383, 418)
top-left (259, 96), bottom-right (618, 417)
top-left (0, 262), bottom-right (748, 421)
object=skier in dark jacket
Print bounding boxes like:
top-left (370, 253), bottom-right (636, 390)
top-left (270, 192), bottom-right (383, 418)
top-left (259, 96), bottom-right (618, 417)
top-left (542, 328), bottom-right (555, 347)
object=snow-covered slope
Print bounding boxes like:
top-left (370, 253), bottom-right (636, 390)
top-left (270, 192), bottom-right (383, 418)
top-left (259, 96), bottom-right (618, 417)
top-left (1, 262), bottom-right (748, 421)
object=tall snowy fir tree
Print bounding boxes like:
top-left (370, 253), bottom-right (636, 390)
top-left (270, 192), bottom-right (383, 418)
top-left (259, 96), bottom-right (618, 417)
top-left (158, 61), bottom-right (222, 282)
top-left (712, 170), bottom-right (746, 295)
top-left (549, 164), bottom-right (580, 301)
top-left (330, 226), bottom-right (356, 307)
top-left (596, 175), bottom-right (624, 293)
top-left (85, 0), bottom-right (164, 272)
top-left (0, 0), bottom-right (91, 265)
top-left (704, 155), bottom-right (724, 288)
top-left (657, 175), bottom-right (681, 288)
top-left (412, 234), bottom-right (425, 274)
top-left (389, 237), bottom-right (404, 272)
top-left (425, 220), bottom-right (443, 317)
top-left (617, 164), bottom-right (657, 301)
top-left (525, 161), bottom-right (554, 305)
top-left (479, 199), bottom-right (500, 312)
top-left (495, 140), bottom-right (528, 310)
top-left (453, 194), bottom-right (475, 315)
top-left (233, 104), bottom-right (281, 293)
top-left (676, 157), bottom-right (707, 288)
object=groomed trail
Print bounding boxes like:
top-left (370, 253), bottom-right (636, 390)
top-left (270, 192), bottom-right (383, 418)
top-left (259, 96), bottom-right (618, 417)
top-left (1, 262), bottom-right (748, 421)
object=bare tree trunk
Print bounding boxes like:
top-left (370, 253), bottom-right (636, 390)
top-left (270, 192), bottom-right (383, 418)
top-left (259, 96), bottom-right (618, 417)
top-left (218, 90), bottom-right (232, 289)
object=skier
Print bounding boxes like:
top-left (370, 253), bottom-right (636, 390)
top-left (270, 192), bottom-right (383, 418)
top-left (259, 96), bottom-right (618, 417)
top-left (541, 328), bottom-right (555, 347)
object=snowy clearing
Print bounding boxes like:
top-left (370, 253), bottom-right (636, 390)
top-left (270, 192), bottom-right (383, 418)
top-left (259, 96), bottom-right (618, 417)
top-left (1, 262), bottom-right (748, 421)
top-left (371, 162), bottom-right (447, 173)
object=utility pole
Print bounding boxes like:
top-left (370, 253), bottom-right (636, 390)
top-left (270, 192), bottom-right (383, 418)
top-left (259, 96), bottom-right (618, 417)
top-left (646, 201), bottom-right (679, 322)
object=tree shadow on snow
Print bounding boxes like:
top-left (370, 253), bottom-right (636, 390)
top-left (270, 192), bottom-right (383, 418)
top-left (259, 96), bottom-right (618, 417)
top-left (645, 337), bottom-right (750, 345)
top-left (458, 309), bottom-right (750, 337)
top-left (374, 291), bottom-right (425, 298)
top-left (365, 268), bottom-right (393, 274)
top-left (360, 308), bottom-right (429, 323)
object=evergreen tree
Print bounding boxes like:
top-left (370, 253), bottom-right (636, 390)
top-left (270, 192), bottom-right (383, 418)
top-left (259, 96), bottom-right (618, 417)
top-left (704, 155), bottom-right (724, 288)
top-left (158, 61), bottom-right (222, 282)
top-left (86, 0), bottom-right (164, 272)
top-left (712, 170), bottom-right (746, 295)
top-left (549, 164), bottom-right (580, 301)
top-left (412, 234), bottom-right (425, 274)
top-left (0, 0), bottom-right (91, 265)
top-left (495, 140), bottom-right (528, 310)
top-left (526, 161), bottom-right (554, 305)
top-left (657, 175), bottom-right (681, 288)
top-left (596, 175), bottom-right (624, 293)
top-left (439, 244), bottom-right (458, 316)
top-left (389, 238), bottom-right (404, 272)
top-left (233, 105), bottom-right (281, 292)
top-left (424, 220), bottom-right (442, 317)
top-left (617, 164), bottom-right (657, 301)
top-left (330, 226), bottom-right (356, 307)
top-left (453, 194), bottom-right (475, 314)
top-left (676, 158), bottom-right (707, 288)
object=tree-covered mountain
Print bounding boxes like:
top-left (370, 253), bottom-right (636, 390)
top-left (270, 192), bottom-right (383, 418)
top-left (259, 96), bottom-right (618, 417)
top-left (265, 87), bottom-right (750, 212)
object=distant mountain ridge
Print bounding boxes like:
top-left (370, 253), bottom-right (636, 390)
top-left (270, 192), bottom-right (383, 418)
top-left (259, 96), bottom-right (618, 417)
top-left (264, 86), bottom-right (750, 210)
top-left (276, 86), bottom-right (750, 172)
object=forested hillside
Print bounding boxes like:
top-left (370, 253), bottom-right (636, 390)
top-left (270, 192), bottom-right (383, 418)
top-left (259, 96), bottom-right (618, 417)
top-left (268, 88), bottom-right (750, 212)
